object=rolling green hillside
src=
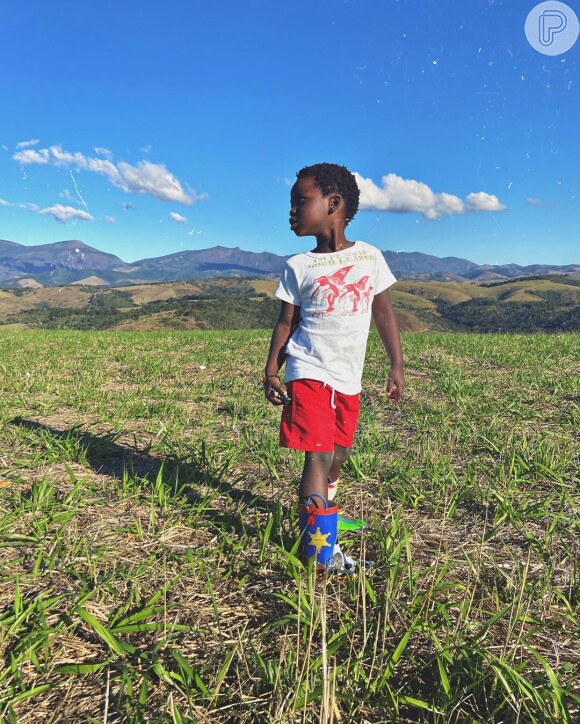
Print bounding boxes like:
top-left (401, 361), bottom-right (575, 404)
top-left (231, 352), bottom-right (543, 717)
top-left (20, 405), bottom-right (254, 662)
top-left (0, 275), bottom-right (578, 333)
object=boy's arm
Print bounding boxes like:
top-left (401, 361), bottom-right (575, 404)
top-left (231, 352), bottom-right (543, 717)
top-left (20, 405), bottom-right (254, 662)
top-left (372, 290), bottom-right (405, 402)
top-left (264, 301), bottom-right (298, 405)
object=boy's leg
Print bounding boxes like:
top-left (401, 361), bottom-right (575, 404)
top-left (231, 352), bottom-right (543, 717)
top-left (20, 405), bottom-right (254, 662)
top-left (327, 444), bottom-right (351, 500)
top-left (280, 381), bottom-right (367, 571)
top-left (299, 450), bottom-right (341, 569)
top-left (299, 450), bottom-right (368, 572)
top-left (300, 450), bottom-right (334, 502)
top-left (327, 444), bottom-right (369, 533)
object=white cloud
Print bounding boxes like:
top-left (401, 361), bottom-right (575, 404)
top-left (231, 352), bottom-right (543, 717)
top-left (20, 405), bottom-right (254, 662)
top-left (14, 148), bottom-right (50, 164)
top-left (13, 144), bottom-right (205, 206)
top-left (16, 139), bottom-right (40, 149)
top-left (354, 172), bottom-right (506, 220)
top-left (59, 189), bottom-right (73, 200)
top-left (354, 172), bottom-right (462, 219)
top-left (39, 204), bottom-right (94, 223)
top-left (168, 212), bottom-right (188, 224)
top-left (105, 215), bottom-right (116, 224)
top-left (43, 146), bottom-right (120, 180)
top-left (465, 192), bottom-right (506, 212)
top-left (526, 196), bottom-right (545, 207)
top-left (0, 198), bottom-right (39, 211)
top-left (94, 146), bottom-right (113, 160)
top-left (140, 144), bottom-right (152, 153)
top-left (117, 160), bottom-right (205, 205)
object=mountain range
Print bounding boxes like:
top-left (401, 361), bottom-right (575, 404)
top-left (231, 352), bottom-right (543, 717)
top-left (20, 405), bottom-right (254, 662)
top-left (0, 239), bottom-right (578, 287)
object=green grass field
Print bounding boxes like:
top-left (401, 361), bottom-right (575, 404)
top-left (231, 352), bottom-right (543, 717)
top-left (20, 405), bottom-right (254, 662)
top-left (0, 330), bottom-right (578, 722)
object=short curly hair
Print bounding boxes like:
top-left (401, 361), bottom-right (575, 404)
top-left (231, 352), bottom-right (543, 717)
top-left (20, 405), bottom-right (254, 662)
top-left (296, 163), bottom-right (360, 226)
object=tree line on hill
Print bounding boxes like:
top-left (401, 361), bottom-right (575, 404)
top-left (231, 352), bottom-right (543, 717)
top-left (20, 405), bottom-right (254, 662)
top-left (1, 278), bottom-right (578, 333)
top-left (436, 294), bottom-right (579, 333)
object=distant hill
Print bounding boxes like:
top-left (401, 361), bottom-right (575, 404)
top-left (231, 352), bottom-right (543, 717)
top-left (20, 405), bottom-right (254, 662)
top-left (0, 239), bottom-right (578, 288)
top-left (0, 240), bottom-right (128, 284)
top-left (381, 250), bottom-right (580, 281)
top-left (130, 246), bottom-right (287, 281)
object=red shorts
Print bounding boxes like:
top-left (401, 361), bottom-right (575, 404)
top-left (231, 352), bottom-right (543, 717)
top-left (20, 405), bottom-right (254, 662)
top-left (279, 379), bottom-right (360, 452)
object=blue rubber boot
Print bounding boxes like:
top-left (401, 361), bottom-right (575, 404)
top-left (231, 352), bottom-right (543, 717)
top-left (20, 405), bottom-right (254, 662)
top-left (299, 495), bottom-right (339, 571)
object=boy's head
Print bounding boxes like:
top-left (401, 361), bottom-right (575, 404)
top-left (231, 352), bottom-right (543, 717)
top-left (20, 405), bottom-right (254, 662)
top-left (295, 163), bottom-right (360, 227)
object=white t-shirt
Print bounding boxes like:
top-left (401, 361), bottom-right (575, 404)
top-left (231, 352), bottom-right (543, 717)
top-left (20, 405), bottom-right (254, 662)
top-left (275, 241), bottom-right (397, 394)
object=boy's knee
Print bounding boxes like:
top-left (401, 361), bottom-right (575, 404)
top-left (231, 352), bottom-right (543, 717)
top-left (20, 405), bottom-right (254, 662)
top-left (304, 450), bottom-right (334, 468)
top-left (334, 445), bottom-right (352, 465)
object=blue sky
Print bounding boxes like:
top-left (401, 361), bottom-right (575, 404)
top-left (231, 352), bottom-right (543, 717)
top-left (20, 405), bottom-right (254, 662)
top-left (1, 0), bottom-right (578, 266)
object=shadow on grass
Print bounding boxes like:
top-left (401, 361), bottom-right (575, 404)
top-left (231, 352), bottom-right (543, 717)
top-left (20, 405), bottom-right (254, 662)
top-left (9, 417), bottom-right (293, 545)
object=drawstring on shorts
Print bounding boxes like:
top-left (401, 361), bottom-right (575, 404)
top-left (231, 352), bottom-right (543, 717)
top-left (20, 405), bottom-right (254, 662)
top-left (323, 383), bottom-right (337, 410)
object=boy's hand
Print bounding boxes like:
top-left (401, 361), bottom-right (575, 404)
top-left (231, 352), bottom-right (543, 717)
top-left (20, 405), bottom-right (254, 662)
top-left (263, 375), bottom-right (290, 406)
top-left (386, 366), bottom-right (405, 402)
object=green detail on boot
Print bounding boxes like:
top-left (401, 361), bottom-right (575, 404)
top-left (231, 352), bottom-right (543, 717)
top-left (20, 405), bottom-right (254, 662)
top-left (337, 513), bottom-right (368, 533)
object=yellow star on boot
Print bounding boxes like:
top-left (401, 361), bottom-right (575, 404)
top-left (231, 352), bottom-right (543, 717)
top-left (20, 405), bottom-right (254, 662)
top-left (308, 527), bottom-right (332, 554)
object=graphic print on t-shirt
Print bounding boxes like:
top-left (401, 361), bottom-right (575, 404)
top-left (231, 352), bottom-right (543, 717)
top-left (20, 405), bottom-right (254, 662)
top-left (339, 275), bottom-right (373, 316)
top-left (311, 265), bottom-right (373, 317)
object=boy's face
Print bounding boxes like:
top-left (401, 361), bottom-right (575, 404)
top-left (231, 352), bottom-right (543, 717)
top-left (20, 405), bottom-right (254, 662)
top-left (290, 176), bottom-right (339, 237)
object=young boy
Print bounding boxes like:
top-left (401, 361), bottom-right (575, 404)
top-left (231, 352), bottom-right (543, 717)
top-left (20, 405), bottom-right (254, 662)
top-left (264, 163), bottom-right (404, 574)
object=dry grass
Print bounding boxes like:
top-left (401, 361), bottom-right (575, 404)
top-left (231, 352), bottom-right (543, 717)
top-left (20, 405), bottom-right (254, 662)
top-left (115, 283), bottom-right (202, 306)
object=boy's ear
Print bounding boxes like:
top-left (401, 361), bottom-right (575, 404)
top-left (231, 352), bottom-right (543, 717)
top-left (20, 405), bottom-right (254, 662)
top-left (328, 194), bottom-right (343, 213)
